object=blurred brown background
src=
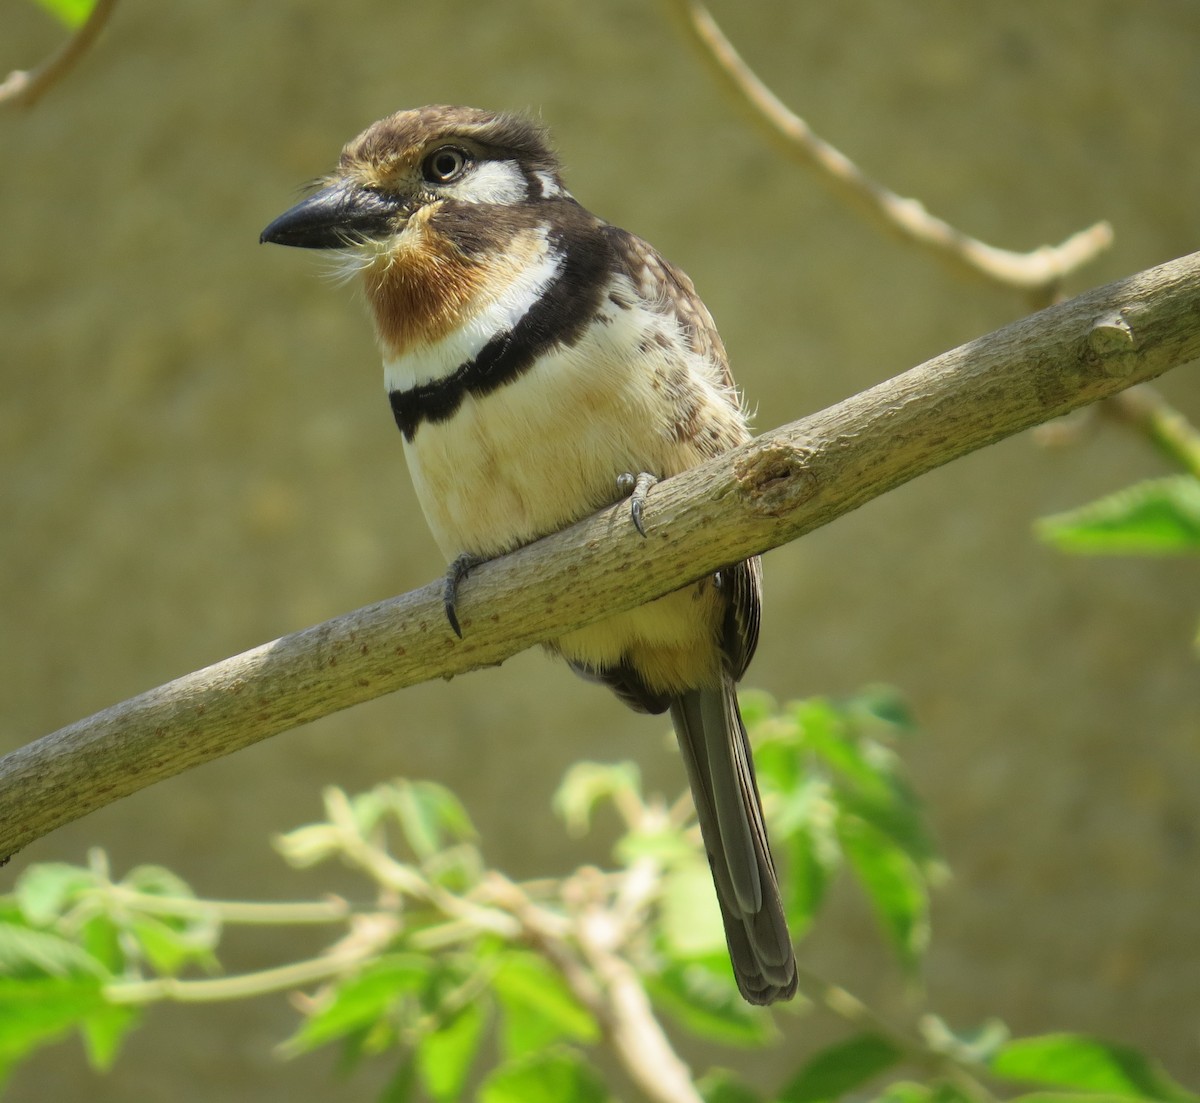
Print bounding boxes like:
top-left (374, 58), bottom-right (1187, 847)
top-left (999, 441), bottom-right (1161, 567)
top-left (3, 0), bottom-right (1198, 1098)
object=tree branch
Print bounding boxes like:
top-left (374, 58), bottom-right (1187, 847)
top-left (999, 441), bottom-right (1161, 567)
top-left (0, 0), bottom-right (118, 108)
top-left (663, 0), bottom-right (1112, 307)
top-left (2, 252), bottom-right (1198, 860)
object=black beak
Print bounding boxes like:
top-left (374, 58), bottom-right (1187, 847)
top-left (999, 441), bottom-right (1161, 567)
top-left (259, 182), bottom-right (403, 249)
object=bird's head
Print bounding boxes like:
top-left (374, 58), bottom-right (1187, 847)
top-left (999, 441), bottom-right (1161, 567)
top-left (261, 105), bottom-right (579, 356)
top-left (259, 105), bottom-right (566, 255)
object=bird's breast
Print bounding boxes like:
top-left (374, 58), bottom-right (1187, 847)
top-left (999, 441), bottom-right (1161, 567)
top-left (400, 321), bottom-right (670, 558)
top-left (378, 213), bottom-right (752, 565)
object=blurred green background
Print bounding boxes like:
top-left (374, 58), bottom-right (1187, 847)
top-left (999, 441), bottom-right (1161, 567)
top-left (3, 0), bottom-right (1198, 1098)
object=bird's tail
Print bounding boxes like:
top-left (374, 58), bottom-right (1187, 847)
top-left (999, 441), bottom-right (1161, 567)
top-left (670, 680), bottom-right (797, 1004)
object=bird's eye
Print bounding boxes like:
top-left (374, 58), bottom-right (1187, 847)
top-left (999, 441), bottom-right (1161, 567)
top-left (422, 147), bottom-right (470, 184)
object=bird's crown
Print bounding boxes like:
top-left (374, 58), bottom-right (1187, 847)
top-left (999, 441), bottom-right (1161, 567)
top-left (336, 105), bottom-right (560, 192)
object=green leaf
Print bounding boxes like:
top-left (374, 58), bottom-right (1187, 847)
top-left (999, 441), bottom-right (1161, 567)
top-left (779, 1032), bottom-right (903, 1102)
top-left (417, 999), bottom-right (487, 1102)
top-left (121, 864), bottom-right (198, 900)
top-left (838, 820), bottom-right (928, 973)
top-left (0, 975), bottom-right (107, 1071)
top-left (800, 709), bottom-right (895, 804)
top-left (0, 921), bottom-right (108, 978)
top-left (31, 0), bottom-right (95, 29)
top-left (126, 914), bottom-right (218, 976)
top-left (697, 1067), bottom-right (764, 1103)
top-left (14, 863), bottom-right (96, 924)
top-left (878, 1085), bottom-right (974, 1103)
top-left (645, 961), bottom-right (771, 1047)
top-left (281, 954), bottom-right (432, 1056)
top-left (491, 951), bottom-right (598, 1059)
top-left (1037, 475), bottom-right (1200, 555)
top-left (378, 1055), bottom-right (418, 1103)
top-left (776, 778), bottom-right (840, 935)
top-left (349, 788), bottom-right (390, 837)
top-left (846, 686), bottom-right (918, 735)
top-left (80, 914), bottom-right (124, 975)
top-left (873, 1083), bottom-right (933, 1103)
top-left (753, 737), bottom-right (802, 797)
top-left (836, 782), bottom-right (940, 875)
top-left (991, 1034), bottom-right (1199, 1102)
top-left (614, 818), bottom-right (697, 869)
top-left (553, 762), bottom-right (641, 835)
top-left (479, 1048), bottom-right (609, 1103)
top-left (389, 781), bottom-right (477, 861)
top-left (81, 1002), bottom-right (141, 1071)
top-left (736, 689), bottom-right (780, 731)
top-left (875, 1082), bottom-right (935, 1103)
top-left (377, 1056), bottom-right (417, 1103)
top-left (1005, 1094), bottom-right (1152, 1103)
top-left (919, 1015), bottom-right (1008, 1064)
top-left (659, 858), bottom-right (727, 959)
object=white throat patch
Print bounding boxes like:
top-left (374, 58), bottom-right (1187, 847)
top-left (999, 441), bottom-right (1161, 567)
top-left (383, 228), bottom-right (563, 392)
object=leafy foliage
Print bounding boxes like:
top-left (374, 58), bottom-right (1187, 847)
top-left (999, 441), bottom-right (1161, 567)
top-left (747, 688), bottom-right (942, 970)
top-left (0, 699), bottom-right (1191, 1103)
top-left (1036, 476), bottom-right (1200, 555)
top-left (779, 1033), bottom-right (903, 1102)
top-left (0, 852), bottom-right (218, 1090)
top-left (990, 1034), bottom-right (1200, 1103)
top-left (1035, 400), bottom-right (1200, 648)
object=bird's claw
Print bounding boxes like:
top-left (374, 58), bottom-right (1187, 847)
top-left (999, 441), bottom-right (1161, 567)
top-left (443, 552), bottom-right (484, 638)
top-left (616, 472), bottom-right (658, 538)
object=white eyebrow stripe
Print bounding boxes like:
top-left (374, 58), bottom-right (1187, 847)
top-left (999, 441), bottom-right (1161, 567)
top-left (443, 160), bottom-right (528, 205)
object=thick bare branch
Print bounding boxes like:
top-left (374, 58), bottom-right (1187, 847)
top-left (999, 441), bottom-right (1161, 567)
top-left (2, 251), bottom-right (1198, 860)
top-left (0, 0), bottom-right (118, 108)
top-left (664, 0), bottom-right (1112, 305)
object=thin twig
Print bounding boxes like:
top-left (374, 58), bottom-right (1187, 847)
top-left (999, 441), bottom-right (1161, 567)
top-left (664, 0), bottom-right (1112, 306)
top-left (0, 0), bottom-right (119, 108)
top-left (575, 906), bottom-right (705, 1103)
top-left (1033, 383), bottom-right (1200, 477)
top-left (488, 871), bottom-right (705, 1103)
top-left (106, 919), bottom-right (394, 1006)
top-left (1104, 385), bottom-right (1200, 479)
top-left (103, 887), bottom-right (351, 926)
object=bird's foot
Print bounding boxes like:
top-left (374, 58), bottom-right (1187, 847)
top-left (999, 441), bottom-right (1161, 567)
top-left (616, 471), bottom-right (658, 538)
top-left (443, 552), bottom-right (486, 639)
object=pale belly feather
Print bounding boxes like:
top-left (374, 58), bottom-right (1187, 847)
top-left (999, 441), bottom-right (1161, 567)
top-left (397, 321), bottom-right (739, 691)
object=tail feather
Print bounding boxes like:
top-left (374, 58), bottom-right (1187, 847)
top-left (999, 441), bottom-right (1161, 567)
top-left (670, 681), bottom-right (797, 1004)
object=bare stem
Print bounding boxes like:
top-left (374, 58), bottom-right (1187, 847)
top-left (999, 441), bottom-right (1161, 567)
top-left (486, 871), bottom-right (704, 1103)
top-left (107, 933), bottom-right (382, 1006)
top-left (1105, 385), bottom-right (1200, 479)
top-left (664, 0), bottom-right (1112, 306)
top-left (104, 887), bottom-right (351, 925)
top-left (1, 0), bottom-right (119, 108)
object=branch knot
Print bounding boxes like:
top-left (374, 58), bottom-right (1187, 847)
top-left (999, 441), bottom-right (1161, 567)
top-left (735, 442), bottom-right (818, 518)
top-left (1086, 310), bottom-right (1138, 377)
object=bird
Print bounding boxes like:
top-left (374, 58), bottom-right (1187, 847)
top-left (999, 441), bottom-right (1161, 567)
top-left (260, 105), bottom-right (797, 1004)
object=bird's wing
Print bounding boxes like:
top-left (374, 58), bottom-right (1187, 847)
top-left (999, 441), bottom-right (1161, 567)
top-left (603, 226), bottom-right (736, 395)
top-left (720, 555), bottom-right (763, 681)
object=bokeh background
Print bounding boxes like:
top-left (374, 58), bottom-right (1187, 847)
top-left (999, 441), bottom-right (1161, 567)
top-left (3, 0), bottom-right (1198, 1098)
